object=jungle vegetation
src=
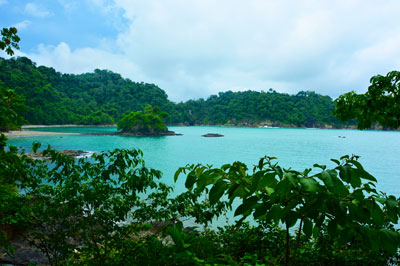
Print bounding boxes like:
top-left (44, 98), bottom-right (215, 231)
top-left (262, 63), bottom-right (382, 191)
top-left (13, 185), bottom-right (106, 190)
top-left (117, 105), bottom-right (169, 134)
top-left (0, 56), bottom-right (351, 129)
top-left (334, 70), bottom-right (400, 130)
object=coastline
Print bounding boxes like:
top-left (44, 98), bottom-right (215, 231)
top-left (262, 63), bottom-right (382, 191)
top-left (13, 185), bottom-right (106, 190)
top-left (22, 124), bottom-right (116, 128)
top-left (3, 130), bottom-right (81, 138)
top-left (2, 123), bottom-right (396, 139)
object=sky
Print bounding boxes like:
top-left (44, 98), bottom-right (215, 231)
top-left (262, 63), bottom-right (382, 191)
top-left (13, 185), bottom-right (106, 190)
top-left (1, 0), bottom-right (400, 102)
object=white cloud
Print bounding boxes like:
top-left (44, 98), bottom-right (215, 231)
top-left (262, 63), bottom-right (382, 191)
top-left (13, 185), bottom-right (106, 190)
top-left (57, 0), bottom-right (79, 11)
top-left (22, 0), bottom-right (400, 101)
top-left (14, 20), bottom-right (32, 30)
top-left (24, 2), bottom-right (53, 18)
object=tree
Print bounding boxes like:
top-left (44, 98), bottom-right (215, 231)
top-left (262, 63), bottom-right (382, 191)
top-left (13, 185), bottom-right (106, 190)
top-left (0, 87), bottom-right (26, 131)
top-left (0, 27), bottom-right (25, 131)
top-left (175, 155), bottom-right (400, 266)
top-left (334, 71), bottom-right (400, 129)
top-left (117, 105), bottom-right (169, 134)
top-left (0, 27), bottom-right (20, 56)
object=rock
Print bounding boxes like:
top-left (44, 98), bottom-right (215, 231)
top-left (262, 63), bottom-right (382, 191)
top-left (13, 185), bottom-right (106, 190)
top-left (0, 231), bottom-right (48, 266)
top-left (87, 131), bottom-right (182, 137)
top-left (27, 150), bottom-right (89, 158)
top-left (202, 133), bottom-right (224, 137)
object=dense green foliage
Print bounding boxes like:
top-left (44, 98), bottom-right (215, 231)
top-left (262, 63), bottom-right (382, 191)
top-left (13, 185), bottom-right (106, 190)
top-left (0, 57), bottom-right (178, 125)
top-left (334, 70), bottom-right (400, 129)
top-left (2, 137), bottom-right (400, 265)
top-left (0, 56), bottom-right (349, 128)
top-left (117, 105), bottom-right (168, 134)
top-left (0, 28), bottom-right (25, 131)
top-left (0, 87), bottom-right (26, 131)
top-left (175, 155), bottom-right (400, 265)
top-left (176, 90), bottom-right (344, 127)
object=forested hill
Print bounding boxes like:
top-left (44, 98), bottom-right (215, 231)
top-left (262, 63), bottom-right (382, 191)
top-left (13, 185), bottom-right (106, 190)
top-left (0, 57), bottom-right (178, 125)
top-left (176, 90), bottom-right (344, 127)
top-left (0, 56), bottom-right (350, 127)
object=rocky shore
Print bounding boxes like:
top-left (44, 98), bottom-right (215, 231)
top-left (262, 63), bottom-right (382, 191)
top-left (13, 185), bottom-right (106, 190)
top-left (202, 133), bottom-right (224, 137)
top-left (27, 150), bottom-right (90, 158)
top-left (87, 131), bottom-right (182, 137)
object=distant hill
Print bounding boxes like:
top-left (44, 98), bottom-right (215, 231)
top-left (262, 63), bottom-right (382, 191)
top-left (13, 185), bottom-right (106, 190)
top-left (0, 57), bottom-right (352, 128)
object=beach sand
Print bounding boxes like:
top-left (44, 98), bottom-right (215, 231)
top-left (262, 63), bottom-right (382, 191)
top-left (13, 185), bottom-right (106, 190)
top-left (3, 130), bottom-right (80, 138)
top-left (2, 124), bottom-right (116, 138)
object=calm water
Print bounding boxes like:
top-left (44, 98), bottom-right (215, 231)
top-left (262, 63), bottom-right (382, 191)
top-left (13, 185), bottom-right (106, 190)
top-left (8, 126), bottom-right (400, 197)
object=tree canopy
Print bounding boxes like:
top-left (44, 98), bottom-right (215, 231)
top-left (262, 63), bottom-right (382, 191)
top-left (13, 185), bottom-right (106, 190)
top-left (0, 27), bottom-right (24, 131)
top-left (0, 56), bottom-right (351, 128)
top-left (117, 105), bottom-right (169, 134)
top-left (334, 71), bottom-right (400, 129)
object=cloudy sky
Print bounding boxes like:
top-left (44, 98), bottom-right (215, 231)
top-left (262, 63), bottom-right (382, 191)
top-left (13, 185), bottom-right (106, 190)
top-left (1, 0), bottom-right (400, 102)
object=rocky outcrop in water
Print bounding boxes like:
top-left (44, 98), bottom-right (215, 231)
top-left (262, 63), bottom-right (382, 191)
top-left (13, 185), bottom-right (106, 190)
top-left (202, 133), bottom-right (224, 137)
top-left (87, 131), bottom-right (182, 137)
top-left (27, 150), bottom-right (89, 158)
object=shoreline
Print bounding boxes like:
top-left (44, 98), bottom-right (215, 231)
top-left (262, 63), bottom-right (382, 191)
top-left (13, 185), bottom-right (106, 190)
top-left (3, 130), bottom-right (81, 138)
top-left (22, 124), bottom-right (116, 128)
top-left (2, 124), bottom-right (397, 139)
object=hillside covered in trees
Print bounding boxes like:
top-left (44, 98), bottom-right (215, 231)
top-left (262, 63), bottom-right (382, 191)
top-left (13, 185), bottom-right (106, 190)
top-left (0, 56), bottom-right (350, 128)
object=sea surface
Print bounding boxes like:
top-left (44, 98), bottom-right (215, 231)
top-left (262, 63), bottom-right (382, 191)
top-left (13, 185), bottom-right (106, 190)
top-left (8, 126), bottom-right (400, 197)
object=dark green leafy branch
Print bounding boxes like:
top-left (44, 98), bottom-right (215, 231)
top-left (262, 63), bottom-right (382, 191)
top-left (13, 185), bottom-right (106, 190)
top-left (0, 27), bottom-right (20, 56)
top-left (334, 70), bottom-right (400, 129)
top-left (175, 155), bottom-right (400, 266)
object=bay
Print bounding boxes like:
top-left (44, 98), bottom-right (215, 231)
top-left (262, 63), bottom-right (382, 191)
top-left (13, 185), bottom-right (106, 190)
top-left (8, 126), bottom-right (400, 197)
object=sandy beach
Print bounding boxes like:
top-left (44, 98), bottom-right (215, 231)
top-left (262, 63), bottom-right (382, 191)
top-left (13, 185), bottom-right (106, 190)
top-left (3, 130), bottom-right (81, 138)
top-left (2, 125), bottom-right (116, 138)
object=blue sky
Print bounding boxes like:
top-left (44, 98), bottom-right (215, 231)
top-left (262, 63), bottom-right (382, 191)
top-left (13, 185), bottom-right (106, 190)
top-left (1, 0), bottom-right (400, 102)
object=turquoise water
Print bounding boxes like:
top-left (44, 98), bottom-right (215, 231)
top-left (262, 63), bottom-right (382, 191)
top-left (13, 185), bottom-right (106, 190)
top-left (9, 126), bottom-right (400, 197)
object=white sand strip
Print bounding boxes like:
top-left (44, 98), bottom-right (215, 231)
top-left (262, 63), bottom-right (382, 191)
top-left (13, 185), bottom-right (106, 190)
top-left (3, 130), bottom-right (81, 138)
top-left (22, 124), bottom-right (115, 128)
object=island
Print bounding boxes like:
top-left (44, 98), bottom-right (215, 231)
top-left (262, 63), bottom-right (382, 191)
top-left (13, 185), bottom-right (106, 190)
top-left (89, 105), bottom-right (181, 137)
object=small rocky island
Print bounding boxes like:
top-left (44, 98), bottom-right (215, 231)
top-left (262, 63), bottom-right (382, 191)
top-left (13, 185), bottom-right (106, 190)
top-left (112, 105), bottom-right (181, 136)
top-left (202, 133), bottom-right (224, 137)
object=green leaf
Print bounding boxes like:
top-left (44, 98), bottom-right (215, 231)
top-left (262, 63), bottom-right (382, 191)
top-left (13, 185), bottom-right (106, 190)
top-left (379, 229), bottom-right (400, 254)
top-left (285, 172), bottom-right (298, 187)
top-left (338, 166), bottom-right (350, 183)
top-left (299, 178), bottom-right (319, 192)
top-left (331, 175), bottom-right (349, 196)
top-left (209, 181), bottom-right (227, 205)
top-left (266, 205), bottom-right (283, 223)
top-left (303, 218), bottom-right (313, 238)
top-left (313, 163), bottom-right (326, 170)
top-left (257, 172), bottom-right (277, 190)
top-left (234, 196), bottom-right (258, 217)
top-left (318, 170), bottom-right (334, 187)
top-left (286, 211), bottom-right (298, 228)
top-left (32, 141), bottom-right (41, 153)
top-left (185, 172), bottom-right (197, 189)
top-left (330, 159), bottom-right (340, 165)
top-left (253, 202), bottom-right (271, 219)
top-left (174, 167), bottom-right (184, 182)
top-left (387, 196), bottom-right (398, 208)
top-left (312, 226), bottom-right (321, 238)
top-left (327, 220), bottom-right (337, 237)
top-left (167, 225), bottom-right (183, 249)
top-left (371, 205), bottom-right (384, 226)
top-left (349, 169), bottom-right (362, 188)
